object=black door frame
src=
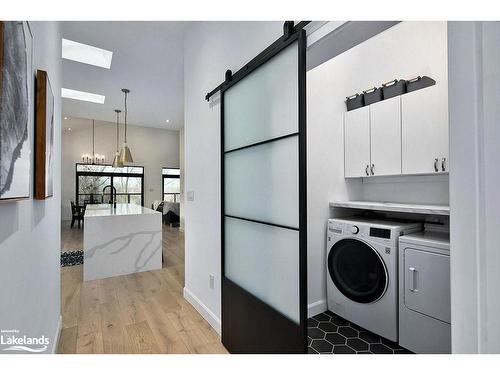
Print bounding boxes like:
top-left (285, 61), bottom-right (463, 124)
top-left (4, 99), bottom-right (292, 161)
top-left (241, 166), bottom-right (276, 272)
top-left (218, 23), bottom-right (307, 353)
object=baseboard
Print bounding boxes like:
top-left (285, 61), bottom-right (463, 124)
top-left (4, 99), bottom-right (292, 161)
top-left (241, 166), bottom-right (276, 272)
top-left (308, 299), bottom-right (327, 318)
top-left (183, 287), bottom-right (221, 336)
top-left (51, 315), bottom-right (62, 354)
top-left (183, 290), bottom-right (325, 333)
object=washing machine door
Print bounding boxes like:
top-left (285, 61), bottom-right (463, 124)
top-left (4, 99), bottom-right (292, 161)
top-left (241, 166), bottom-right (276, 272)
top-left (328, 238), bottom-right (388, 303)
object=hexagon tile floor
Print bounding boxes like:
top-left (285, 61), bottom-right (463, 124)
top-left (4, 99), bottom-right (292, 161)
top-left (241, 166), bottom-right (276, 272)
top-left (307, 311), bottom-right (412, 354)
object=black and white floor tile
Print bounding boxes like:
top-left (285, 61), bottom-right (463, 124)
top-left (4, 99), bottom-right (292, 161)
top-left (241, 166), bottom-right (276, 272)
top-left (60, 250), bottom-right (84, 267)
top-left (307, 311), bottom-right (412, 354)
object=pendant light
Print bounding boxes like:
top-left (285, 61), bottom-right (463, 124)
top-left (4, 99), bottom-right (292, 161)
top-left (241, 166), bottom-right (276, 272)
top-left (81, 119), bottom-right (105, 164)
top-left (119, 88), bottom-right (133, 163)
top-left (112, 109), bottom-right (123, 168)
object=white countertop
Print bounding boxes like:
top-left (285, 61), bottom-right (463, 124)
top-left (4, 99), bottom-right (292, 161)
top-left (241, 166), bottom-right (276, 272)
top-left (85, 203), bottom-right (112, 210)
top-left (330, 200), bottom-right (450, 216)
top-left (84, 203), bottom-right (160, 217)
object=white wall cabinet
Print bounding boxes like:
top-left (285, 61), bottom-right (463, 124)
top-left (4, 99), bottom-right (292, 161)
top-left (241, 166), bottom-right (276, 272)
top-left (344, 98), bottom-right (402, 177)
top-left (344, 85), bottom-right (448, 178)
top-left (344, 106), bottom-right (370, 177)
top-left (370, 97), bottom-right (402, 176)
top-left (402, 85), bottom-right (449, 174)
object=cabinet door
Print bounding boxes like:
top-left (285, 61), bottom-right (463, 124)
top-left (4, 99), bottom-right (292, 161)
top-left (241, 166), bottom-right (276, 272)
top-left (370, 97), bottom-right (402, 176)
top-left (404, 248), bottom-right (450, 323)
top-left (344, 106), bottom-right (370, 178)
top-left (401, 85), bottom-right (449, 174)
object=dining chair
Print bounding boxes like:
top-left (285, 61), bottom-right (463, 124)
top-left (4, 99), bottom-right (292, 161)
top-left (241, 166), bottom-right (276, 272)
top-left (70, 201), bottom-right (85, 229)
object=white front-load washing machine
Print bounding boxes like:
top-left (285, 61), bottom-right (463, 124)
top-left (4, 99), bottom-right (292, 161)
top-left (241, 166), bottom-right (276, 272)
top-left (326, 217), bottom-right (422, 341)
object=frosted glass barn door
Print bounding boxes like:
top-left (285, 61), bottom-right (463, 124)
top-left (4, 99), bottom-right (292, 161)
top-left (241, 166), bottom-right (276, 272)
top-left (221, 30), bottom-right (306, 353)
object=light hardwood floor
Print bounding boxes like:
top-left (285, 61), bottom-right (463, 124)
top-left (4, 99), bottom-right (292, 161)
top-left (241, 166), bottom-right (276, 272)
top-left (61, 220), bottom-right (83, 252)
top-left (58, 223), bottom-right (227, 354)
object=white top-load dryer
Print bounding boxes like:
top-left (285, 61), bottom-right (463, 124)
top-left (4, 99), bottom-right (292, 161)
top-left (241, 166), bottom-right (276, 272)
top-left (326, 218), bottom-right (422, 342)
top-left (398, 230), bottom-right (451, 353)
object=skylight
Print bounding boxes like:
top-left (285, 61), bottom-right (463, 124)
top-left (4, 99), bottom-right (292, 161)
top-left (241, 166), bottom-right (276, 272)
top-left (62, 38), bottom-right (113, 69)
top-left (61, 88), bottom-right (106, 104)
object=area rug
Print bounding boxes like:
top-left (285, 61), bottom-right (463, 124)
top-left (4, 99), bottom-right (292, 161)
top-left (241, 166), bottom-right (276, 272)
top-left (60, 250), bottom-right (83, 267)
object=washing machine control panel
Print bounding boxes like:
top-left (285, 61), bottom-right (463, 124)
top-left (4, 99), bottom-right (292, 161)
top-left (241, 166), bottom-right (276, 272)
top-left (328, 222), bottom-right (344, 234)
top-left (328, 223), bottom-right (367, 238)
top-left (327, 219), bottom-right (408, 246)
top-left (369, 227), bottom-right (391, 239)
top-left (328, 222), bottom-right (367, 236)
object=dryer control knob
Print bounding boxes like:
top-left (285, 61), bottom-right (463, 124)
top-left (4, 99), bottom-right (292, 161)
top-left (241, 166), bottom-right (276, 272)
top-left (351, 225), bottom-right (359, 234)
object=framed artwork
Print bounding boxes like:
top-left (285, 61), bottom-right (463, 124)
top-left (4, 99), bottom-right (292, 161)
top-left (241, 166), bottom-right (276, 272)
top-left (0, 21), bottom-right (33, 201)
top-left (35, 69), bottom-right (54, 199)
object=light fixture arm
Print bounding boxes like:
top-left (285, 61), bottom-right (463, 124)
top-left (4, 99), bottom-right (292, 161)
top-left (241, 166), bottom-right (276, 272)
top-left (112, 109), bottom-right (123, 168)
top-left (122, 88), bottom-right (130, 142)
top-left (92, 119), bottom-right (95, 161)
top-left (115, 109), bottom-right (121, 152)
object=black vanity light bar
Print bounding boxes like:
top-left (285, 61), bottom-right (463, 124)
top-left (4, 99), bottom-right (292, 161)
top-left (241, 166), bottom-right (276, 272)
top-left (205, 21), bottom-right (310, 101)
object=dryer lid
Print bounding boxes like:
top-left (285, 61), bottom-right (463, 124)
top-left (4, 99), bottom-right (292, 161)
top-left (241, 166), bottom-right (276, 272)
top-left (399, 231), bottom-right (450, 250)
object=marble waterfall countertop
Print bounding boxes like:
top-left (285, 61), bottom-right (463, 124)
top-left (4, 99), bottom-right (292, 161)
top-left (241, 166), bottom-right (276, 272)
top-left (83, 203), bottom-right (162, 281)
top-left (85, 203), bottom-right (160, 217)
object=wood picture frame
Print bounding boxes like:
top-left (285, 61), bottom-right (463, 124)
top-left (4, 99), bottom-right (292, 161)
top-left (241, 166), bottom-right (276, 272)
top-left (34, 69), bottom-right (54, 199)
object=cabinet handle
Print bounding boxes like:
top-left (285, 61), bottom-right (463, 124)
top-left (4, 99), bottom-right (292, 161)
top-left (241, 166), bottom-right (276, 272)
top-left (434, 158), bottom-right (439, 172)
top-left (365, 165), bottom-right (370, 176)
top-left (441, 157), bottom-right (446, 172)
top-left (382, 79), bottom-right (398, 87)
top-left (409, 267), bottom-right (418, 292)
top-left (363, 87), bottom-right (377, 94)
top-left (370, 164), bottom-right (375, 175)
top-left (407, 76), bottom-right (422, 83)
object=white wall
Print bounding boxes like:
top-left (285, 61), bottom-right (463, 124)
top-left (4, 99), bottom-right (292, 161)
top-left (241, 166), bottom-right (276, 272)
top-left (61, 118), bottom-right (179, 220)
top-left (307, 22), bottom-right (449, 315)
top-left (183, 21), bottom-right (283, 331)
top-left (0, 21), bottom-right (62, 353)
top-left (448, 21), bottom-right (500, 354)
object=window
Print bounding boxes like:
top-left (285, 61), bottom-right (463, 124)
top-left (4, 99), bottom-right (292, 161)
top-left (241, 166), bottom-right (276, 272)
top-left (162, 167), bottom-right (180, 202)
top-left (75, 163), bottom-right (144, 206)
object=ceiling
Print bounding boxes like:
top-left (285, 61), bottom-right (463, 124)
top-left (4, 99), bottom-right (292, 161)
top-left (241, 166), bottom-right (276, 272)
top-left (61, 21), bottom-right (191, 130)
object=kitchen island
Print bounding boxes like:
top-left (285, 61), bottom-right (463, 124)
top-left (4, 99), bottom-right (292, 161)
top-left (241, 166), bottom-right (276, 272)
top-left (83, 203), bottom-right (162, 281)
